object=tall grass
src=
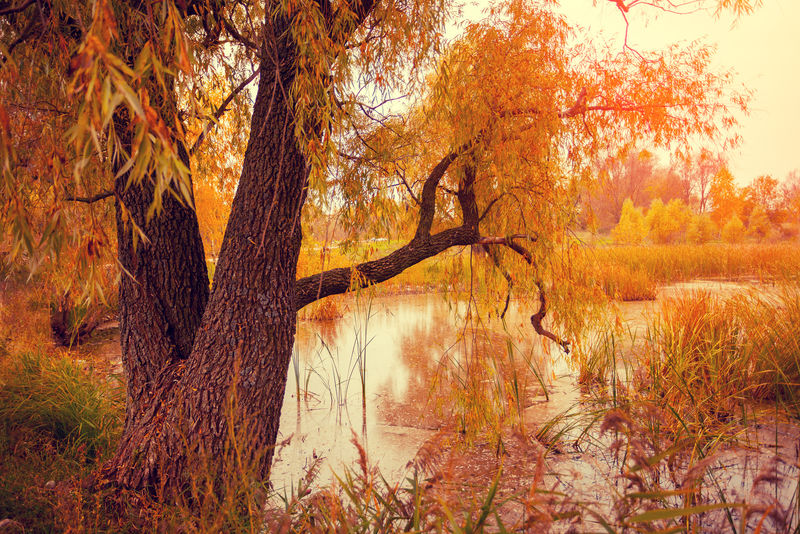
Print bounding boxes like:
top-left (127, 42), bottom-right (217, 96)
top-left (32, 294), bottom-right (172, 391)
top-left (0, 351), bottom-right (122, 457)
top-left (0, 351), bottom-right (124, 532)
top-left (641, 286), bottom-right (800, 420)
top-left (591, 243), bottom-right (800, 285)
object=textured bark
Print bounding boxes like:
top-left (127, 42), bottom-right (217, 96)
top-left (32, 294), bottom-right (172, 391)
top-left (99, 13), bottom-right (307, 494)
top-left (114, 123), bottom-right (209, 426)
top-left (109, 7), bottom-right (210, 428)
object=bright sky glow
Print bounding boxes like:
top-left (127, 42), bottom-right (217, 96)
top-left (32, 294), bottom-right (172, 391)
top-left (457, 0), bottom-right (800, 185)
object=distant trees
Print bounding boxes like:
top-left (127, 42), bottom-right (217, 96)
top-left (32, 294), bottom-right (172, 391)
top-left (722, 214), bottom-right (746, 243)
top-left (610, 164), bottom-right (800, 244)
top-left (681, 148), bottom-right (726, 213)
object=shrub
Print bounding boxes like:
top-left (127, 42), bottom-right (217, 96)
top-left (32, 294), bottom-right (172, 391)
top-left (747, 205), bottom-right (773, 240)
top-left (612, 198), bottom-right (647, 245)
top-left (686, 213), bottom-right (717, 244)
top-left (721, 214), bottom-right (746, 243)
top-left (647, 198), bottom-right (691, 243)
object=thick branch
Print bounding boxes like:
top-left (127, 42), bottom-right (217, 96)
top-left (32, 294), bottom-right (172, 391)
top-left (295, 225), bottom-right (480, 310)
top-left (457, 164), bottom-right (479, 230)
top-left (415, 139), bottom-right (476, 240)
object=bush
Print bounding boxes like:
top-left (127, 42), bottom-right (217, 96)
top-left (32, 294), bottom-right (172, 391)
top-left (721, 214), bottom-right (746, 243)
top-left (686, 213), bottom-right (717, 244)
top-left (646, 198), bottom-right (691, 244)
top-left (747, 205), bottom-right (774, 240)
top-left (612, 198), bottom-right (647, 245)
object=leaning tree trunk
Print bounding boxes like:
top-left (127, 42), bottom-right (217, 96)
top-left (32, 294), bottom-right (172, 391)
top-left (98, 18), bottom-right (307, 495)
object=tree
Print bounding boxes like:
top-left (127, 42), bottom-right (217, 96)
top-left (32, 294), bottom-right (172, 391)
top-left (686, 213), bottom-right (716, 244)
top-left (747, 205), bottom-right (773, 240)
top-left (680, 148), bottom-right (726, 213)
top-left (708, 165), bottom-right (743, 227)
top-left (746, 174), bottom-right (781, 221)
top-left (1, 0), bottom-right (749, 503)
top-left (612, 198), bottom-right (647, 244)
top-left (646, 198), bottom-right (692, 244)
top-left (590, 149), bottom-right (657, 229)
top-left (781, 169), bottom-right (800, 229)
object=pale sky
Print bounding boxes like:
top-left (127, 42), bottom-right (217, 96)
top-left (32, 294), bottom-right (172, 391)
top-left (457, 0), bottom-right (800, 185)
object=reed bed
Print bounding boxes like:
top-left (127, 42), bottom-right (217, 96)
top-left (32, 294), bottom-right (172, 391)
top-left (591, 242), bottom-right (800, 285)
top-left (640, 286), bottom-right (800, 421)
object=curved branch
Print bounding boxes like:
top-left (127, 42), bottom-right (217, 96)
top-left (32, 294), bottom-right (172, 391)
top-left (477, 235), bottom-right (569, 352)
top-left (295, 225), bottom-right (479, 310)
top-left (475, 234), bottom-right (538, 264)
top-left (530, 282), bottom-right (570, 354)
top-left (415, 139), bottom-right (476, 240)
top-left (482, 245), bottom-right (513, 318)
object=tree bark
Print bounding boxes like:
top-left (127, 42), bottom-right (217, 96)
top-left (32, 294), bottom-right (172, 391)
top-left (99, 13), bottom-right (307, 495)
top-left (114, 146), bottom-right (210, 424)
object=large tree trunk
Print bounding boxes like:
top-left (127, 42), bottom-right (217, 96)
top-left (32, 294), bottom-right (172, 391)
top-left (110, 9), bottom-right (211, 430)
top-left (114, 141), bottom-right (210, 425)
top-left (98, 15), bottom-right (306, 495)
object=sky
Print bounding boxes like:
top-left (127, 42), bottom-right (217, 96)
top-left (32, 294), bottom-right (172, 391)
top-left (457, 0), bottom-right (800, 185)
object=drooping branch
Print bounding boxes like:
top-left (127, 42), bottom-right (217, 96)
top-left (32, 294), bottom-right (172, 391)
top-left (482, 245), bottom-right (514, 318)
top-left (477, 235), bottom-right (570, 353)
top-left (475, 234), bottom-right (538, 263)
top-left (530, 281), bottom-right (570, 354)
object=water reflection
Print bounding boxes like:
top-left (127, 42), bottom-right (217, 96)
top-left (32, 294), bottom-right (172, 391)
top-left (269, 281), bottom-right (763, 494)
top-left (270, 293), bottom-right (552, 492)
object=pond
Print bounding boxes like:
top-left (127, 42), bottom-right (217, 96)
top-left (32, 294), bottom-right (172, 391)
top-left (268, 280), bottom-right (764, 494)
top-left (89, 279), bottom-right (796, 528)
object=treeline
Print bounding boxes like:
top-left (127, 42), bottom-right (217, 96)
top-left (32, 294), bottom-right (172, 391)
top-left (583, 148), bottom-right (800, 244)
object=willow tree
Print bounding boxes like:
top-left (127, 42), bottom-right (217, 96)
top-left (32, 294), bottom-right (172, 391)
top-left (1, 0), bottom-right (748, 498)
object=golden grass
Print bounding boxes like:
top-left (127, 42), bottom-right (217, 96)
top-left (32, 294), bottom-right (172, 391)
top-left (590, 242), bottom-right (800, 285)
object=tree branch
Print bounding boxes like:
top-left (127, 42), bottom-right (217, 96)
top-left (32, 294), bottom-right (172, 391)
top-left (415, 139), bottom-right (476, 240)
top-left (190, 67), bottom-right (260, 156)
top-left (482, 245), bottom-right (513, 318)
top-left (64, 190), bottom-right (115, 204)
top-left (475, 234), bottom-right (538, 264)
top-left (295, 225), bottom-right (479, 310)
top-left (530, 282), bottom-right (570, 354)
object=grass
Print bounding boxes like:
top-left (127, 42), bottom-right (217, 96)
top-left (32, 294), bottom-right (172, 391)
top-left (578, 242), bottom-right (800, 302)
top-left (640, 286), bottom-right (800, 419)
top-left (2, 246), bottom-right (800, 532)
top-left (0, 351), bottom-right (124, 532)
